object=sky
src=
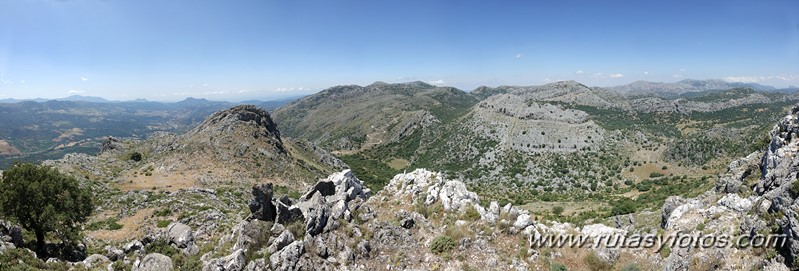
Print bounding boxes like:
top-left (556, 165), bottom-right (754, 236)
top-left (0, 0), bottom-right (798, 101)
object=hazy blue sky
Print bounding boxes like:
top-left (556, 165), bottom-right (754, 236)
top-left (1, 0), bottom-right (798, 101)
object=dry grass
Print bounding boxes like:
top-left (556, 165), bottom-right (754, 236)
top-left (117, 171), bottom-right (198, 192)
top-left (86, 208), bottom-right (155, 242)
top-left (387, 158), bottom-right (410, 170)
top-left (519, 201), bottom-right (608, 217)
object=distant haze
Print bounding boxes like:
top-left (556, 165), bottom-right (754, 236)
top-left (0, 0), bottom-right (797, 101)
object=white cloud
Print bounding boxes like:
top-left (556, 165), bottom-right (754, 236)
top-left (202, 83), bottom-right (209, 87)
top-left (575, 70), bottom-right (585, 74)
top-left (81, 76), bottom-right (88, 82)
top-left (427, 80), bottom-right (446, 85)
top-left (723, 75), bottom-right (799, 83)
top-left (204, 91), bottom-right (228, 95)
top-left (19, 80), bottom-right (25, 84)
top-left (68, 90), bottom-right (85, 94)
top-left (609, 73), bottom-right (624, 78)
top-left (238, 89), bottom-right (253, 94)
top-left (188, 84), bottom-right (194, 88)
top-left (591, 73), bottom-right (604, 78)
top-left (673, 74), bottom-right (683, 79)
top-left (515, 53), bottom-right (522, 59)
top-left (723, 76), bottom-right (765, 83)
top-left (643, 71), bottom-right (649, 75)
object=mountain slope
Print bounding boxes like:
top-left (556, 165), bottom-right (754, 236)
top-left (46, 105), bottom-right (345, 192)
top-left (272, 81), bottom-right (478, 151)
top-left (609, 79), bottom-right (778, 96)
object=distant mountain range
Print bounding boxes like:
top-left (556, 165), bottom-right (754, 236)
top-left (606, 79), bottom-right (796, 96)
top-left (0, 95), bottom-right (304, 106)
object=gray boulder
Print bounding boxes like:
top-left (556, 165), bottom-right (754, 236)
top-left (135, 253), bottom-right (173, 271)
top-left (662, 196), bottom-right (687, 229)
top-left (202, 249), bottom-right (246, 271)
top-left (123, 240), bottom-right (144, 254)
top-left (82, 254), bottom-right (109, 269)
top-left (167, 222), bottom-right (198, 255)
top-left (296, 192), bottom-right (329, 236)
top-left (267, 230), bottom-right (294, 255)
top-left (269, 240), bottom-right (304, 271)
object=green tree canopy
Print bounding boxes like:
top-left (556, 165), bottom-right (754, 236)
top-left (0, 163), bottom-right (93, 257)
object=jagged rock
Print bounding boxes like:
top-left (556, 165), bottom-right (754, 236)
top-left (580, 224), bottom-right (627, 264)
top-left (482, 201), bottom-right (499, 223)
top-left (106, 247), bottom-right (125, 262)
top-left (715, 152), bottom-right (761, 193)
top-left (268, 230), bottom-right (295, 255)
top-left (356, 240), bottom-right (371, 259)
top-left (276, 201), bottom-right (304, 224)
top-left (100, 137), bottom-right (123, 154)
top-left (124, 240), bottom-right (144, 254)
top-left (313, 236), bottom-right (330, 258)
top-left (0, 241), bottom-right (15, 253)
top-left (202, 249), bottom-right (246, 271)
top-left (328, 199), bottom-right (349, 224)
top-left (383, 169), bottom-right (478, 212)
top-left (664, 198), bottom-right (703, 230)
top-left (249, 184), bottom-right (277, 222)
top-left (167, 222), bottom-right (198, 255)
top-left (400, 217), bottom-right (415, 229)
top-left (82, 254), bottom-right (110, 269)
top-left (513, 213), bottom-right (532, 229)
top-left (438, 180), bottom-right (480, 211)
top-left (662, 196), bottom-right (688, 229)
top-left (135, 253), bottom-right (173, 271)
top-left (296, 191), bottom-right (329, 236)
top-left (322, 169), bottom-right (371, 201)
top-left (234, 220), bottom-right (271, 253)
top-left (270, 240), bottom-right (304, 271)
top-left (302, 181), bottom-right (336, 200)
top-left (502, 203), bottom-right (513, 215)
top-left (717, 193), bottom-right (752, 213)
top-left (244, 258), bottom-right (268, 271)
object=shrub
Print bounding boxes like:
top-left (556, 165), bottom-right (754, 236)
top-left (660, 245), bottom-right (671, 258)
top-left (790, 180), bottom-right (799, 196)
top-left (551, 263), bottom-right (568, 271)
top-left (129, 152), bottom-right (143, 162)
top-left (145, 239), bottom-right (179, 256)
top-left (461, 205), bottom-right (481, 221)
top-left (154, 208), bottom-right (172, 217)
top-left (649, 172), bottom-right (665, 178)
top-left (157, 220), bottom-right (172, 228)
top-left (286, 220), bottom-right (306, 239)
top-left (552, 206), bottom-right (565, 216)
top-left (583, 251), bottom-right (612, 271)
top-left (172, 253), bottom-right (202, 271)
top-left (621, 263), bottom-right (640, 271)
top-left (430, 235), bottom-right (456, 255)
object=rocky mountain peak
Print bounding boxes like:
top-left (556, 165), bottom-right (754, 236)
top-left (188, 104), bottom-right (281, 141)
